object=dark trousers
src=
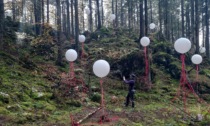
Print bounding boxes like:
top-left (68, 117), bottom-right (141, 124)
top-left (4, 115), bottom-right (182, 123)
top-left (125, 91), bottom-right (134, 107)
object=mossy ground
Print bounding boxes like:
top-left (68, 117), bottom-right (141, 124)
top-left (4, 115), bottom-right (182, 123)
top-left (1, 27), bottom-right (210, 125)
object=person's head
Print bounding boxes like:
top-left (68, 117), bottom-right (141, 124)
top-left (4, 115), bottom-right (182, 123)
top-left (130, 74), bottom-right (136, 79)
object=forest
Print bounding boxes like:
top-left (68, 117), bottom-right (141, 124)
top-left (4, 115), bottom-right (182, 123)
top-left (1, 0), bottom-right (210, 125)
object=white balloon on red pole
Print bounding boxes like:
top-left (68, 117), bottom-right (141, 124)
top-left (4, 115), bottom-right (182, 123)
top-left (191, 54), bottom-right (203, 64)
top-left (174, 38), bottom-right (191, 54)
top-left (149, 23), bottom-right (156, 29)
top-left (140, 36), bottom-right (150, 47)
top-left (65, 49), bottom-right (78, 62)
top-left (93, 60), bottom-right (110, 78)
top-left (79, 35), bottom-right (86, 43)
top-left (199, 47), bottom-right (206, 54)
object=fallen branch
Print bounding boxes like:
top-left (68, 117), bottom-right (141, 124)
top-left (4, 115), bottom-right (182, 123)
top-left (77, 107), bottom-right (102, 124)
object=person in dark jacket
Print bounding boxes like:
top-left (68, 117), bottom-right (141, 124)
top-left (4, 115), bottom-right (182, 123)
top-left (123, 74), bottom-right (136, 108)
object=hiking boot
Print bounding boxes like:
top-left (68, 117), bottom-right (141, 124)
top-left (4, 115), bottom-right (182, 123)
top-left (132, 102), bottom-right (135, 108)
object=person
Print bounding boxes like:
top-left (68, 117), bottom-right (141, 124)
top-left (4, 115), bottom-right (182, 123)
top-left (123, 74), bottom-right (136, 108)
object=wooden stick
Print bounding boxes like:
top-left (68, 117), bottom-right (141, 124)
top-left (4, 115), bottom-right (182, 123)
top-left (77, 107), bottom-right (102, 124)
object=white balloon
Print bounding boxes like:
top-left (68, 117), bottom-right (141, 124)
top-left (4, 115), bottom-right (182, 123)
top-left (79, 35), bottom-right (86, 43)
top-left (93, 60), bottom-right (110, 78)
top-left (84, 7), bottom-right (90, 15)
top-left (149, 23), bottom-right (156, 29)
top-left (199, 47), bottom-right (206, 53)
top-left (65, 49), bottom-right (78, 62)
top-left (174, 38), bottom-right (191, 54)
top-left (191, 54), bottom-right (202, 64)
top-left (110, 14), bottom-right (116, 21)
top-left (140, 36), bottom-right (150, 47)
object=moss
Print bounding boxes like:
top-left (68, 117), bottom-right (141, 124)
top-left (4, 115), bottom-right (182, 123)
top-left (90, 92), bottom-right (101, 103)
top-left (0, 107), bottom-right (10, 114)
top-left (45, 103), bottom-right (56, 112)
top-left (66, 100), bottom-right (82, 107)
top-left (0, 92), bottom-right (10, 103)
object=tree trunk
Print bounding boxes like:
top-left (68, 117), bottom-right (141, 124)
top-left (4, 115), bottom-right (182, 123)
top-left (181, 0), bottom-right (185, 36)
top-left (115, 0), bottom-right (118, 27)
top-left (66, 0), bottom-right (71, 38)
top-left (101, 0), bottom-right (104, 26)
top-left (163, 0), bottom-right (169, 40)
top-left (195, 0), bottom-right (199, 53)
top-left (128, 0), bottom-right (132, 36)
top-left (150, 0), bottom-right (153, 23)
top-left (12, 0), bottom-right (16, 21)
top-left (120, 0), bottom-right (124, 27)
top-left (34, 0), bottom-right (42, 35)
top-left (190, 0), bottom-right (195, 45)
top-left (144, 0), bottom-right (148, 36)
top-left (75, 0), bottom-right (79, 51)
top-left (62, 1), bottom-right (67, 34)
top-left (47, 0), bottom-right (49, 23)
top-left (112, 0), bottom-right (114, 14)
top-left (96, 0), bottom-right (101, 29)
top-left (71, 0), bottom-right (74, 36)
top-left (158, 0), bottom-right (162, 34)
top-left (186, 1), bottom-right (190, 38)
top-left (139, 0), bottom-right (144, 39)
top-left (42, 0), bottom-right (44, 24)
top-left (0, 0), bottom-right (4, 50)
top-left (89, 0), bottom-right (93, 32)
top-left (205, 0), bottom-right (209, 58)
top-left (56, 0), bottom-right (62, 66)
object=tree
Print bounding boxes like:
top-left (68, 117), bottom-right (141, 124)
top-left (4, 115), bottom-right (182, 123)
top-left (0, 0), bottom-right (4, 49)
top-left (12, 0), bottom-right (16, 21)
top-left (181, 0), bottom-right (184, 36)
top-left (139, 0), bottom-right (144, 39)
top-left (56, 0), bottom-right (62, 65)
top-left (115, 0), bottom-right (118, 27)
top-left (33, 0), bottom-right (42, 35)
top-left (89, 0), bottom-right (93, 32)
top-left (144, 0), bottom-right (148, 36)
top-left (71, 0), bottom-right (74, 36)
top-left (120, 0), bottom-right (124, 27)
top-left (96, 0), bottom-right (101, 29)
top-left (47, 0), bottom-right (49, 23)
top-left (75, 0), bottom-right (79, 51)
top-left (190, 0), bottom-right (195, 45)
top-left (205, 0), bottom-right (209, 58)
top-left (195, 0), bottom-right (199, 53)
top-left (66, 0), bottom-right (71, 38)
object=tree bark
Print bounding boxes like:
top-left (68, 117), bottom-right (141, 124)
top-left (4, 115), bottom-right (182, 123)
top-left (181, 0), bottom-right (185, 36)
top-left (12, 0), bottom-right (16, 21)
top-left (158, 0), bottom-right (162, 34)
top-left (0, 0), bottom-right (4, 50)
top-left (66, 0), bottom-right (71, 38)
top-left (47, 0), bottom-right (49, 23)
top-left (144, 0), bottom-right (148, 36)
top-left (120, 0), bottom-right (124, 27)
top-left (205, 0), bottom-right (209, 58)
top-left (89, 0), bottom-right (93, 32)
top-left (34, 0), bottom-right (42, 35)
top-left (96, 0), bottom-right (101, 29)
top-left (190, 0), bottom-right (195, 45)
top-left (71, 0), bottom-right (74, 36)
top-left (139, 0), bottom-right (144, 39)
top-left (56, 0), bottom-right (62, 65)
top-left (115, 0), bottom-right (118, 27)
top-left (75, 0), bottom-right (79, 51)
top-left (195, 0), bottom-right (199, 53)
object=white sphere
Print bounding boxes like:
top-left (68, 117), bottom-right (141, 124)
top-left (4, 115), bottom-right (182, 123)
top-left (191, 54), bottom-right (203, 64)
top-left (79, 35), bottom-right (86, 43)
top-left (149, 23), bottom-right (156, 29)
top-left (174, 38), bottom-right (191, 54)
top-left (85, 7), bottom-right (90, 15)
top-left (93, 60), bottom-right (110, 78)
top-left (199, 47), bottom-right (206, 53)
top-left (140, 36), bottom-right (150, 47)
top-left (65, 49), bottom-right (78, 62)
top-left (110, 14), bottom-right (116, 21)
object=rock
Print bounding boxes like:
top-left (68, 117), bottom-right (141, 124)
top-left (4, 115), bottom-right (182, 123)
top-left (0, 92), bottom-right (10, 103)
